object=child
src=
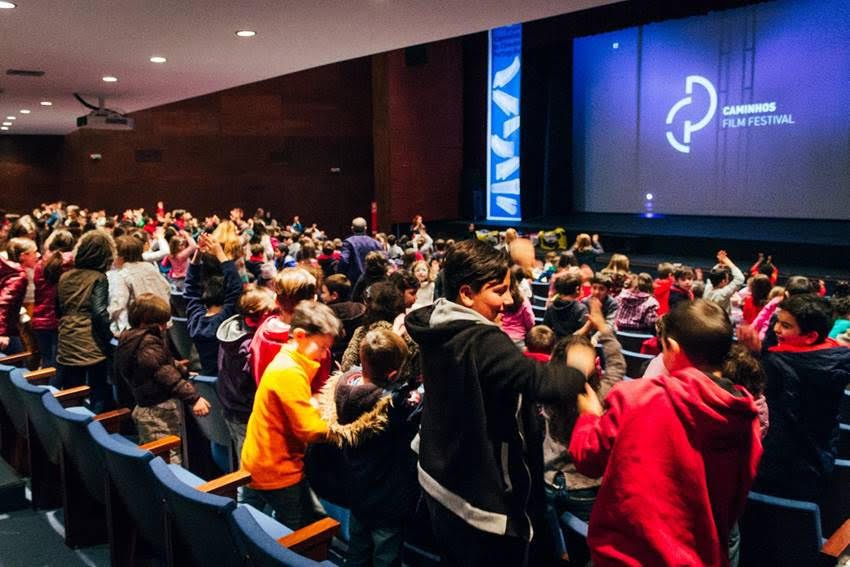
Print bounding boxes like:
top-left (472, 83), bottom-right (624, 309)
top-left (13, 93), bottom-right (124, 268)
top-left (501, 266), bottom-right (536, 348)
top-left (32, 230), bottom-right (75, 367)
top-left (0, 238), bottom-right (37, 355)
top-left (164, 230), bottom-right (196, 285)
top-left (544, 273), bottom-right (588, 338)
top-left (829, 295), bottom-right (850, 339)
top-left (570, 233), bottom-right (604, 268)
top-left (115, 293), bottom-right (211, 464)
top-left (570, 300), bottom-right (763, 566)
top-left (615, 272), bottom-right (659, 334)
top-left (653, 262), bottom-right (675, 316)
top-left (411, 259), bottom-right (435, 309)
top-left (241, 300), bottom-right (341, 529)
top-left (754, 295), bottom-right (850, 501)
top-left (583, 272), bottom-right (618, 328)
top-left (742, 274), bottom-right (772, 324)
top-left (216, 285), bottom-right (279, 459)
top-left (319, 328), bottom-right (420, 567)
top-left (524, 324), bottom-right (555, 362)
top-left (703, 250), bottom-right (745, 314)
top-left (667, 264), bottom-right (695, 311)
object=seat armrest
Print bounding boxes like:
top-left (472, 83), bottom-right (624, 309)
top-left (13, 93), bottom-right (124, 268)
top-left (823, 518), bottom-right (850, 557)
top-left (139, 435), bottom-right (182, 459)
top-left (25, 367), bottom-right (55, 385)
top-left (93, 407), bottom-right (132, 433)
top-left (278, 517), bottom-right (340, 561)
top-left (197, 469), bottom-right (252, 498)
top-left (53, 385), bottom-right (91, 406)
top-left (0, 351), bottom-right (33, 366)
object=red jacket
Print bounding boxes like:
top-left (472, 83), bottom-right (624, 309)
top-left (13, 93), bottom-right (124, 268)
top-left (31, 252), bottom-right (74, 331)
top-left (0, 257), bottom-right (27, 337)
top-left (570, 367), bottom-right (762, 567)
top-left (248, 315), bottom-right (330, 394)
top-left (653, 277), bottom-right (673, 316)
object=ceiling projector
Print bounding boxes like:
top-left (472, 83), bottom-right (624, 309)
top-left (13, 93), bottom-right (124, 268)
top-left (74, 93), bottom-right (134, 131)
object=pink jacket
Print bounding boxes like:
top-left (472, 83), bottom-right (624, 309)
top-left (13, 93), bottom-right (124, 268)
top-left (0, 258), bottom-right (27, 337)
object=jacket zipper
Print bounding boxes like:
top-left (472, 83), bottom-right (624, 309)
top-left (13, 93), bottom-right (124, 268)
top-left (515, 393), bottom-right (534, 541)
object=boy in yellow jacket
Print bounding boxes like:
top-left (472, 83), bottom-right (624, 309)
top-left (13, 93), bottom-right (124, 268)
top-left (241, 300), bottom-right (341, 528)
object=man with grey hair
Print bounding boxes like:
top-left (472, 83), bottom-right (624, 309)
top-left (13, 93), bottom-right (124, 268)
top-left (337, 216), bottom-right (384, 286)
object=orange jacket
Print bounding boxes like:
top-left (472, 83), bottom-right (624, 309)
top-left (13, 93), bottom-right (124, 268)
top-left (241, 344), bottom-right (328, 490)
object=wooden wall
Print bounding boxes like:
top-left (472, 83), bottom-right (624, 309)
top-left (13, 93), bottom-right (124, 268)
top-left (0, 135), bottom-right (64, 212)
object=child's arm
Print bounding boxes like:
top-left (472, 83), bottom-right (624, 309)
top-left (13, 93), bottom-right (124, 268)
top-left (279, 375), bottom-right (329, 443)
top-left (176, 231), bottom-right (197, 261)
top-left (219, 258), bottom-right (243, 319)
top-left (591, 234), bottom-right (604, 254)
top-left (597, 330), bottom-right (626, 399)
top-left (569, 383), bottom-right (621, 479)
top-left (183, 262), bottom-right (207, 325)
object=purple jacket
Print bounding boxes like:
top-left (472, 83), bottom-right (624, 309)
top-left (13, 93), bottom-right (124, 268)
top-left (337, 234), bottom-right (383, 284)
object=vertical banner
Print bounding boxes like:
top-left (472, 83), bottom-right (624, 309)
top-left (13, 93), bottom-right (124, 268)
top-left (487, 23), bottom-right (522, 221)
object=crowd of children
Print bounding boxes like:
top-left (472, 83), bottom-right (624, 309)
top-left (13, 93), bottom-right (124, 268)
top-left (1, 202), bottom-right (850, 567)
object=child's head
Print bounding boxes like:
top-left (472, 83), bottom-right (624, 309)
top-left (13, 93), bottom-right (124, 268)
top-left (364, 281), bottom-right (405, 326)
top-left (73, 230), bottom-right (115, 273)
top-left (249, 243), bottom-right (265, 260)
top-left (558, 251), bottom-right (577, 269)
top-left (768, 286), bottom-right (785, 301)
top-left (832, 296), bottom-right (850, 320)
top-left (674, 265), bottom-right (695, 290)
top-left (635, 272), bottom-right (654, 294)
top-left (785, 275), bottom-right (814, 297)
top-left (6, 237), bottom-right (38, 268)
top-left (115, 235), bottom-right (144, 264)
top-left (526, 325), bottom-right (555, 355)
top-left (691, 280), bottom-right (705, 299)
top-left (544, 251), bottom-right (558, 266)
top-left (412, 260), bottom-right (431, 284)
top-left (661, 300), bottom-right (733, 372)
top-left (322, 274), bottom-right (351, 304)
top-left (657, 262), bottom-right (675, 279)
top-left (707, 267), bottom-right (731, 288)
top-left (388, 270), bottom-right (419, 309)
top-left (554, 273), bottom-right (582, 298)
top-left (443, 240), bottom-right (512, 322)
top-left (202, 276), bottom-right (225, 308)
top-left (211, 220), bottom-right (241, 259)
top-left (128, 292), bottom-right (171, 329)
top-left (360, 327), bottom-right (409, 387)
top-left (289, 300), bottom-right (342, 361)
top-left (169, 234), bottom-right (188, 254)
top-left (364, 251), bottom-right (389, 278)
top-left (274, 267), bottom-right (317, 314)
top-left (749, 274), bottom-right (772, 306)
top-left (774, 295), bottom-right (832, 347)
top-left (238, 285), bottom-right (279, 328)
top-left (605, 253), bottom-right (629, 273)
top-left (590, 272), bottom-right (612, 301)
top-left (575, 233), bottom-right (591, 250)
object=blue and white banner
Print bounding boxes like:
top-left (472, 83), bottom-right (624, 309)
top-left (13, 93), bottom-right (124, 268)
top-left (487, 23), bottom-right (522, 221)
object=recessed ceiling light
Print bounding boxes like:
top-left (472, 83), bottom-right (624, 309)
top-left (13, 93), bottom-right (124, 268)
top-left (19, 109), bottom-right (30, 114)
top-left (2, 122), bottom-right (12, 126)
top-left (40, 101), bottom-right (52, 106)
top-left (0, 127), bottom-right (9, 131)
top-left (149, 56), bottom-right (167, 64)
top-left (102, 75), bottom-right (118, 82)
top-left (5, 116), bottom-right (14, 120)
top-left (0, 2), bottom-right (17, 9)
top-left (235, 30), bottom-right (257, 38)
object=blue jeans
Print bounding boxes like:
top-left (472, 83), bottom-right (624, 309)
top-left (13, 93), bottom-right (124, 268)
top-left (346, 513), bottom-right (404, 567)
top-left (0, 336), bottom-right (23, 356)
top-left (53, 360), bottom-right (114, 413)
top-left (34, 330), bottom-right (57, 368)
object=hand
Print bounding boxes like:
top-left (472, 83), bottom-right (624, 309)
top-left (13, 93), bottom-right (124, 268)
top-left (0, 336), bottom-right (9, 351)
top-left (566, 341), bottom-right (596, 378)
top-left (192, 397), bottom-right (211, 417)
top-left (591, 234), bottom-right (600, 243)
top-left (695, 267), bottom-right (704, 281)
top-left (757, 252), bottom-right (764, 260)
top-left (573, 319), bottom-right (592, 336)
top-left (736, 324), bottom-right (761, 353)
top-left (716, 250), bottom-right (729, 265)
top-left (587, 297), bottom-right (608, 332)
top-left (577, 382), bottom-right (603, 417)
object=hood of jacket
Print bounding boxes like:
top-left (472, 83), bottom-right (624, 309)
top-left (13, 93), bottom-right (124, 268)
top-left (663, 366), bottom-right (758, 449)
top-left (618, 289), bottom-right (653, 307)
top-left (317, 371), bottom-right (391, 449)
top-left (216, 314), bottom-right (248, 348)
top-left (116, 326), bottom-right (162, 366)
top-left (331, 301), bottom-right (367, 323)
top-left (405, 297), bottom-right (495, 347)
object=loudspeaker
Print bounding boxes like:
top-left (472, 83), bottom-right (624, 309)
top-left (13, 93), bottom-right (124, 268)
top-left (405, 45), bottom-right (428, 67)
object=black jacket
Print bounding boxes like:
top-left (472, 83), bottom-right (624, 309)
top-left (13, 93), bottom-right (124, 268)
top-left (405, 299), bottom-right (586, 541)
top-left (543, 298), bottom-right (588, 338)
top-left (216, 315), bottom-right (257, 423)
top-left (755, 341), bottom-right (850, 500)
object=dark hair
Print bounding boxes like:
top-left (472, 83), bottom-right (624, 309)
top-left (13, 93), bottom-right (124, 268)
top-left (832, 296), bottom-right (850, 318)
top-left (360, 327), bottom-right (409, 387)
top-left (443, 239), bottom-right (510, 302)
top-left (778, 295), bottom-right (832, 344)
top-left (74, 230), bottom-right (114, 272)
top-left (115, 235), bottom-right (144, 263)
top-left (591, 271), bottom-right (613, 289)
top-left (363, 251), bottom-right (389, 278)
top-left (674, 265), bottom-right (695, 280)
top-left (550, 334), bottom-right (600, 390)
top-left (290, 300), bottom-right (342, 336)
top-left (202, 276), bottom-right (225, 307)
top-left (749, 274), bottom-right (772, 308)
top-left (758, 261), bottom-right (776, 277)
top-left (387, 234), bottom-right (397, 246)
top-left (363, 281), bottom-right (404, 326)
top-left (558, 252), bottom-right (577, 269)
top-left (324, 274), bottom-right (352, 302)
top-left (722, 344), bottom-right (767, 396)
top-left (43, 230), bottom-right (76, 284)
top-left (237, 285), bottom-right (279, 327)
top-left (128, 293), bottom-right (171, 327)
top-left (661, 300), bottom-right (733, 368)
top-left (785, 275), bottom-right (814, 296)
top-left (526, 325), bottom-right (555, 354)
top-left (554, 274), bottom-right (582, 297)
top-left (833, 280), bottom-right (850, 298)
top-left (657, 262), bottom-right (675, 278)
top-left (389, 270), bottom-right (419, 293)
top-left (504, 268), bottom-right (525, 314)
top-left (635, 272), bottom-right (654, 294)
top-left (707, 267), bottom-right (730, 287)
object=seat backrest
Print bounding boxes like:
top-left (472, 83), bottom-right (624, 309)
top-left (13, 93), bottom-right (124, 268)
top-left (10, 370), bottom-right (62, 462)
top-left (149, 456), bottom-right (243, 567)
top-left (230, 506), bottom-right (334, 567)
top-left (0, 365), bottom-right (28, 436)
top-left (740, 491), bottom-right (824, 566)
top-left (189, 375), bottom-right (233, 448)
top-left (840, 389), bottom-right (850, 423)
top-left (87, 420), bottom-right (165, 549)
top-left (42, 395), bottom-right (107, 503)
top-left (622, 349), bottom-right (655, 379)
top-left (615, 330), bottom-right (654, 353)
top-left (819, 458), bottom-right (850, 536)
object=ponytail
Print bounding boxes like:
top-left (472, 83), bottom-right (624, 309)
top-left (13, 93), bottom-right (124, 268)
top-left (43, 230), bottom-right (76, 284)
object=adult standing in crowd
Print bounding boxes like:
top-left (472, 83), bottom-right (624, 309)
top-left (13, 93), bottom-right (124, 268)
top-left (337, 217), bottom-right (383, 286)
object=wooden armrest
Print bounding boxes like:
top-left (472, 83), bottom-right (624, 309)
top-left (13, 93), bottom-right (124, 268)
top-left (25, 368), bottom-right (56, 385)
top-left (0, 351), bottom-right (33, 366)
top-left (823, 519), bottom-right (850, 557)
top-left (139, 435), bottom-right (182, 458)
top-left (197, 469), bottom-right (252, 496)
top-left (53, 385), bottom-right (91, 407)
top-left (93, 407), bottom-right (132, 433)
top-left (278, 517), bottom-right (340, 561)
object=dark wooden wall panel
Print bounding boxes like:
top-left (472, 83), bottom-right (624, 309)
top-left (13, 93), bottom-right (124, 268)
top-left (0, 136), bottom-right (64, 212)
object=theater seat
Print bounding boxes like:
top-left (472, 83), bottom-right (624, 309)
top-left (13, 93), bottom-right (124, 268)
top-left (739, 491), bottom-right (831, 567)
top-left (819, 459), bottom-right (850, 536)
top-left (0, 363), bottom-right (31, 472)
top-left (188, 374), bottom-right (236, 473)
top-left (230, 505), bottom-right (337, 567)
top-left (622, 349), bottom-right (655, 379)
top-left (614, 330), bottom-right (654, 353)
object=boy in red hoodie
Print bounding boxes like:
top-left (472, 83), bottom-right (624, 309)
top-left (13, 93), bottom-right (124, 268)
top-left (570, 300), bottom-right (763, 567)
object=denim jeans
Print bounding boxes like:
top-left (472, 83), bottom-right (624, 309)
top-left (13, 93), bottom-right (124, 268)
top-left (53, 360), bottom-right (114, 413)
top-left (242, 478), bottom-right (325, 530)
top-left (34, 330), bottom-right (57, 368)
top-left (346, 513), bottom-right (405, 567)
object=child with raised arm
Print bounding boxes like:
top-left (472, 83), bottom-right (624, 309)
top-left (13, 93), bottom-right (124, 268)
top-left (570, 300), bottom-right (763, 567)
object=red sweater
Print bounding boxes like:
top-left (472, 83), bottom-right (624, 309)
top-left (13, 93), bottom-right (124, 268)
top-left (570, 367), bottom-right (762, 567)
top-left (653, 277), bottom-right (673, 316)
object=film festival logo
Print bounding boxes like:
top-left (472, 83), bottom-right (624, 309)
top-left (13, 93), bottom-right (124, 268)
top-left (666, 75), bottom-right (717, 154)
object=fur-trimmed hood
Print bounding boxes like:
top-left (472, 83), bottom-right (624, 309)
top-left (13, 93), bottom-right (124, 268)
top-left (317, 370), bottom-right (392, 449)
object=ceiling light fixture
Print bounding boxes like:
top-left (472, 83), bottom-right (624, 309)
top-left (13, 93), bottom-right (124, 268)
top-left (150, 56), bottom-right (167, 64)
top-left (0, 127), bottom-right (9, 131)
top-left (102, 75), bottom-right (118, 82)
top-left (0, 2), bottom-right (17, 9)
top-left (235, 30), bottom-right (256, 38)
top-left (19, 109), bottom-right (30, 114)
top-left (40, 101), bottom-right (52, 106)
top-left (2, 122), bottom-right (12, 126)
top-left (5, 116), bottom-right (14, 120)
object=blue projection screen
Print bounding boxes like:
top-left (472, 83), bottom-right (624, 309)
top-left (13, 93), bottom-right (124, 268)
top-left (572, 0), bottom-right (850, 220)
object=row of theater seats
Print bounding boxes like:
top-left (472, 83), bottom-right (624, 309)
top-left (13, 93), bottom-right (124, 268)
top-left (0, 352), bottom-right (339, 567)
